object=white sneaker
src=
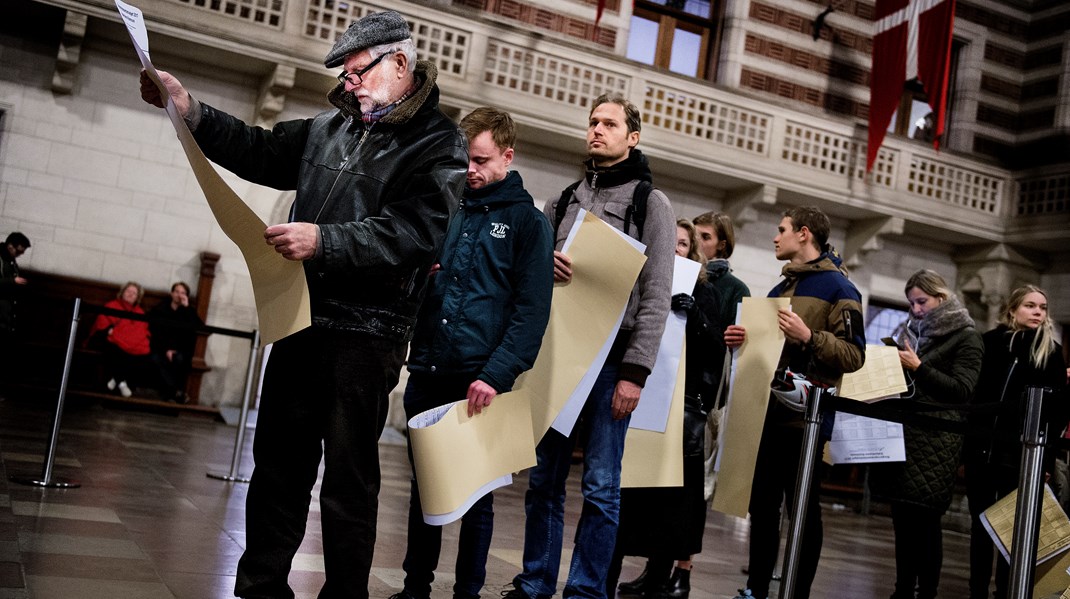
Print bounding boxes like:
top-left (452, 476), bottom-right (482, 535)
top-left (118, 381), bottom-right (132, 398)
top-left (106, 378), bottom-right (117, 391)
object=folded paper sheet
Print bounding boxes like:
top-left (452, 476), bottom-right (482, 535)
top-left (408, 212), bottom-right (646, 523)
top-left (981, 485), bottom-right (1070, 596)
top-left (518, 211), bottom-right (647, 439)
top-left (621, 345), bottom-right (686, 488)
top-left (829, 344), bottom-right (909, 464)
top-left (408, 388), bottom-right (538, 525)
top-left (838, 345), bottom-right (908, 402)
top-left (116, 0), bottom-right (310, 345)
top-left (620, 255), bottom-right (701, 488)
top-left (710, 297), bottom-right (788, 519)
top-left (629, 256), bottom-right (700, 433)
top-left (982, 485), bottom-right (1070, 565)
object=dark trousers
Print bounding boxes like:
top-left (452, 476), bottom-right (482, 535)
top-left (151, 349), bottom-right (191, 396)
top-left (234, 327), bottom-right (406, 599)
top-left (102, 343), bottom-right (155, 388)
top-left (401, 372), bottom-right (495, 599)
top-left (890, 502), bottom-right (944, 599)
top-left (746, 423), bottom-right (824, 599)
top-left (965, 460), bottom-right (1018, 599)
top-left (0, 328), bottom-right (12, 393)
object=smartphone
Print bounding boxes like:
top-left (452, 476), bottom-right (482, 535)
top-left (881, 337), bottom-right (898, 347)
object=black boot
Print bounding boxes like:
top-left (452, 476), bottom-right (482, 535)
top-left (618, 565), bottom-right (650, 595)
top-left (651, 567), bottom-right (691, 599)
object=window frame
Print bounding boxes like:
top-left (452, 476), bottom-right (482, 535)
top-left (629, 0), bottom-right (723, 81)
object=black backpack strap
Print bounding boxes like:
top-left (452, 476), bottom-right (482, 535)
top-left (553, 180), bottom-right (582, 237)
top-left (625, 180), bottom-right (653, 239)
top-left (556, 179), bottom-right (654, 239)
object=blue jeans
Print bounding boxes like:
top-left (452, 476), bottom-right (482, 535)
top-left (514, 359), bottom-right (628, 599)
top-left (402, 372), bottom-right (495, 599)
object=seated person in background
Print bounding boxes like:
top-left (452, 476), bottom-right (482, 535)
top-left (87, 281), bottom-right (153, 398)
top-left (149, 281), bottom-right (203, 403)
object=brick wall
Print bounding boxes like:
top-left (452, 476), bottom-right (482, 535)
top-left (453, 0), bottom-right (617, 48)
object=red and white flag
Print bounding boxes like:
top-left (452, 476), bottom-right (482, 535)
top-left (594, 0), bottom-right (607, 31)
top-left (867, 0), bottom-right (956, 171)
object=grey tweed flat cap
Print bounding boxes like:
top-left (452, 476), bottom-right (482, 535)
top-left (324, 10), bottom-right (411, 68)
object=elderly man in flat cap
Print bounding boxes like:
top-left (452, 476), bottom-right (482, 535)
top-left (141, 10), bottom-right (467, 599)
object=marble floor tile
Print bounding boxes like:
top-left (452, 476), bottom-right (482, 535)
top-left (0, 394), bottom-right (985, 599)
top-left (24, 575), bottom-right (174, 598)
top-left (20, 553), bottom-right (160, 582)
top-left (19, 532), bottom-right (147, 560)
top-left (10, 500), bottom-right (120, 523)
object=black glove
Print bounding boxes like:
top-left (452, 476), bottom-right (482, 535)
top-left (671, 293), bottom-right (696, 315)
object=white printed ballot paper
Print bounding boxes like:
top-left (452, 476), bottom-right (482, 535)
top-left (829, 345), bottom-right (909, 464)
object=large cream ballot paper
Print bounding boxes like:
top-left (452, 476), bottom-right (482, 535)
top-left (115, 0), bottom-right (310, 344)
top-left (408, 211), bottom-right (646, 524)
top-left (711, 297), bottom-right (788, 518)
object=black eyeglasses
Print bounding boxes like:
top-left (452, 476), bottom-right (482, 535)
top-left (336, 52), bottom-right (390, 86)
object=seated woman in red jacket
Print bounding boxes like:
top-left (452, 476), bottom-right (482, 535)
top-left (87, 281), bottom-right (153, 398)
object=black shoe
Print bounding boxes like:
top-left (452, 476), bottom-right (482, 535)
top-left (501, 586), bottom-right (529, 599)
top-left (650, 567), bottom-right (691, 599)
top-left (501, 584), bottom-right (547, 599)
top-left (619, 566), bottom-right (651, 595)
top-left (388, 591), bottom-right (426, 599)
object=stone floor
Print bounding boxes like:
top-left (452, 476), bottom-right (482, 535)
top-left (0, 391), bottom-right (978, 599)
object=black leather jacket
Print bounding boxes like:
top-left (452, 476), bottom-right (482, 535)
top-left (192, 62), bottom-right (468, 340)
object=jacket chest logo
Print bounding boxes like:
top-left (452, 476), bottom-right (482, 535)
top-left (489, 222), bottom-right (509, 239)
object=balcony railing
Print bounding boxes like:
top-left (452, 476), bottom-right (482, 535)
top-left (60, 0), bottom-right (1067, 241)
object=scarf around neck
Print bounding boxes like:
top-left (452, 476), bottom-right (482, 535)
top-left (583, 148), bottom-right (653, 189)
top-left (900, 295), bottom-right (975, 354)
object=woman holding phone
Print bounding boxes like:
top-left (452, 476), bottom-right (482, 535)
top-left (872, 269), bottom-right (983, 599)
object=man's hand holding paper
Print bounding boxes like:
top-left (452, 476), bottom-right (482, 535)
top-left (138, 69), bottom-right (191, 116)
top-left (265, 223), bottom-right (320, 261)
top-left (466, 380), bottom-right (498, 417)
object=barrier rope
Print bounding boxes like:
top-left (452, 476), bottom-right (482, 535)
top-left (85, 303), bottom-right (255, 340)
top-left (821, 392), bottom-right (1070, 450)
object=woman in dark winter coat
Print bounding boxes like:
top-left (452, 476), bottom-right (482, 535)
top-left (964, 284), bottom-right (1068, 599)
top-left (611, 217), bottom-right (749, 599)
top-left (872, 269), bottom-right (983, 599)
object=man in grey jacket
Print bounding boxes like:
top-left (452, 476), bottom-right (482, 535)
top-left (505, 93), bottom-right (675, 599)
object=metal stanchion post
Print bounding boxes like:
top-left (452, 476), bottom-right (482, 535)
top-left (207, 329), bottom-right (261, 483)
top-left (779, 386), bottom-right (824, 599)
top-left (10, 298), bottom-right (82, 489)
top-left (1007, 386), bottom-right (1048, 598)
